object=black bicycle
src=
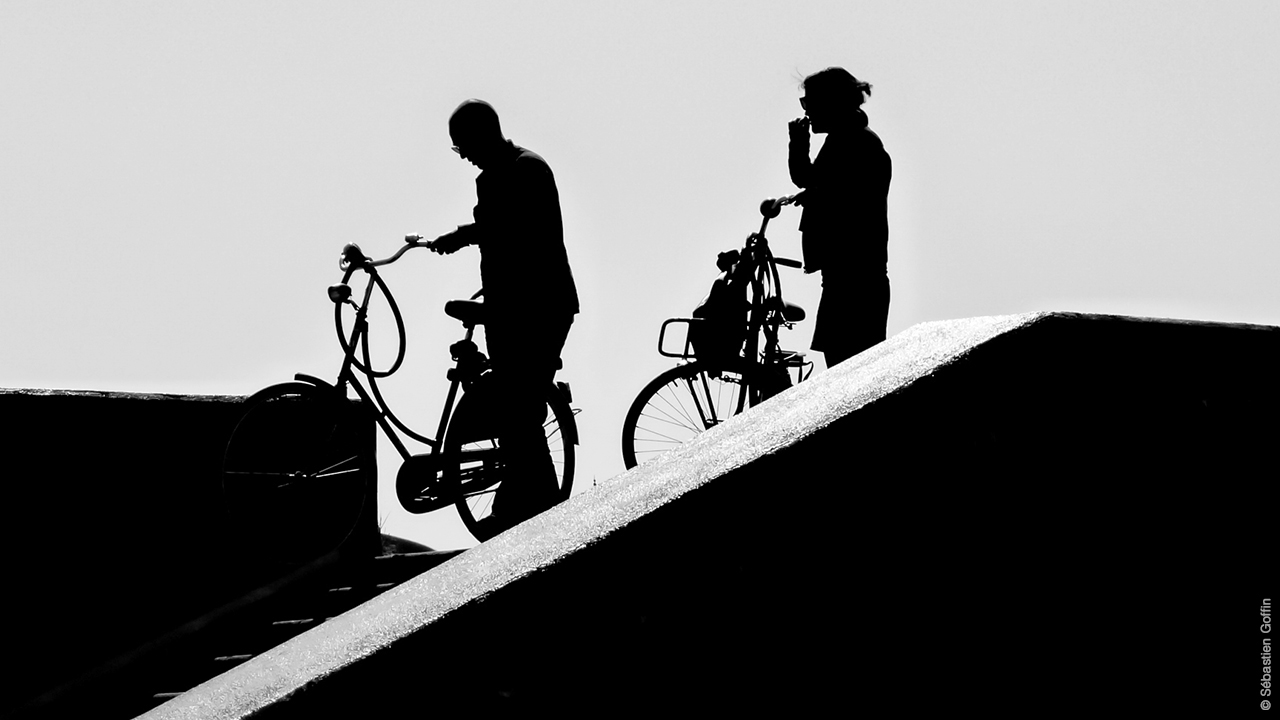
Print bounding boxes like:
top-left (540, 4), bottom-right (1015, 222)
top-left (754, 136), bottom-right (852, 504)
top-left (620, 197), bottom-right (811, 469)
top-left (222, 237), bottom-right (578, 556)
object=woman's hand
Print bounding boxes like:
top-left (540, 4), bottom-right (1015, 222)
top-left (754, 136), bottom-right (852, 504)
top-left (788, 116), bottom-right (810, 141)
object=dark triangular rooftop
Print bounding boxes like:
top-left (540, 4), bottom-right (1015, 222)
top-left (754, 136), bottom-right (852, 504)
top-left (128, 312), bottom-right (1276, 717)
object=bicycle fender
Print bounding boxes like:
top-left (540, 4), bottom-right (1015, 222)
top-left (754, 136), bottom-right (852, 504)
top-left (239, 378), bottom-right (336, 407)
top-left (293, 373), bottom-right (335, 391)
top-left (555, 382), bottom-right (580, 446)
top-left (563, 408), bottom-right (580, 447)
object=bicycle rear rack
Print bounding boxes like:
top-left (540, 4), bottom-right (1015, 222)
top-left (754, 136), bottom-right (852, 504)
top-left (657, 318), bottom-right (702, 359)
top-left (767, 349), bottom-right (814, 384)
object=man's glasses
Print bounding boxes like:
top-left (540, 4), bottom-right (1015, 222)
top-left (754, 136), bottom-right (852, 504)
top-left (451, 145), bottom-right (463, 156)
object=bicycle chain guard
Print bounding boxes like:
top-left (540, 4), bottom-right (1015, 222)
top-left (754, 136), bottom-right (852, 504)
top-left (395, 454), bottom-right (454, 514)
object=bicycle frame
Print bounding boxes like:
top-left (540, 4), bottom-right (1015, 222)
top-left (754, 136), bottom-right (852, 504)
top-left (295, 241), bottom-right (480, 467)
top-left (228, 236), bottom-right (579, 540)
top-left (656, 196), bottom-right (811, 385)
top-left (621, 196), bottom-right (813, 469)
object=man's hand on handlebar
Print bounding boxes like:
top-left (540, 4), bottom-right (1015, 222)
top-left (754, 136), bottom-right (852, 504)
top-left (429, 229), bottom-right (468, 255)
top-left (403, 233), bottom-right (439, 250)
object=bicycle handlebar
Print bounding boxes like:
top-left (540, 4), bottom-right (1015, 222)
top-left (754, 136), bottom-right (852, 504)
top-left (339, 237), bottom-right (434, 273)
top-left (746, 194), bottom-right (803, 270)
top-left (759, 194), bottom-right (800, 219)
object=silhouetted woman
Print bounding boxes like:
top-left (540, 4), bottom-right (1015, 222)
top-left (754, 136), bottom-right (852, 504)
top-left (788, 67), bottom-right (892, 368)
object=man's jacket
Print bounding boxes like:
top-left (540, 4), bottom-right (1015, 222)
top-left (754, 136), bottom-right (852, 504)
top-left (458, 141), bottom-right (579, 319)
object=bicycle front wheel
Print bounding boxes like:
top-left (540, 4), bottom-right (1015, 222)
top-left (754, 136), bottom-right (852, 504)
top-left (621, 361), bottom-right (752, 470)
top-left (221, 382), bottom-right (373, 562)
top-left (443, 384), bottom-right (575, 542)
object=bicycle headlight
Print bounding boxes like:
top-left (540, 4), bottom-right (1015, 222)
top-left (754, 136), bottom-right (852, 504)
top-left (328, 283), bottom-right (352, 304)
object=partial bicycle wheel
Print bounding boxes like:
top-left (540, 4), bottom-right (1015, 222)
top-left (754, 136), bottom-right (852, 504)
top-left (221, 382), bottom-right (374, 563)
top-left (443, 383), bottom-right (576, 542)
top-left (621, 361), bottom-right (752, 469)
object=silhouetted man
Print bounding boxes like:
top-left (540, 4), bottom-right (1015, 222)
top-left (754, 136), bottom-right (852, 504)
top-left (432, 99), bottom-right (579, 534)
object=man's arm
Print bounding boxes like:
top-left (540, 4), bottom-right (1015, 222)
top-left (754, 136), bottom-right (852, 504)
top-left (431, 224), bottom-right (479, 255)
top-left (435, 151), bottom-right (558, 256)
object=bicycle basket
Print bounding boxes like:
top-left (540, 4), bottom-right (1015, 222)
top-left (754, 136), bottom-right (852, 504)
top-left (688, 255), bottom-right (749, 363)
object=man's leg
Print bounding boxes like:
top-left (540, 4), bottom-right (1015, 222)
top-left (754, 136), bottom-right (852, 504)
top-left (490, 370), bottom-right (558, 520)
top-left (487, 315), bottom-right (573, 527)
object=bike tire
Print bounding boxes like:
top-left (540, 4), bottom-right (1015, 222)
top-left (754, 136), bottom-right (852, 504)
top-left (443, 383), bottom-right (575, 542)
top-left (620, 361), bottom-right (753, 470)
top-left (221, 382), bottom-right (373, 562)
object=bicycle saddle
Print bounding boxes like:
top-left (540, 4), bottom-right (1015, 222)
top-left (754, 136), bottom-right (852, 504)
top-left (765, 298), bottom-right (806, 323)
top-left (444, 299), bottom-right (486, 327)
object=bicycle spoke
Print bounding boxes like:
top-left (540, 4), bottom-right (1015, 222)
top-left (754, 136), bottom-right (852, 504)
top-left (640, 395), bottom-right (703, 432)
top-left (221, 383), bottom-right (370, 563)
top-left (448, 385), bottom-right (575, 541)
top-left (623, 363), bottom-right (751, 468)
top-left (313, 467), bottom-right (364, 480)
top-left (630, 420), bottom-right (691, 445)
top-left (636, 409), bottom-right (706, 435)
top-left (314, 455), bottom-right (361, 477)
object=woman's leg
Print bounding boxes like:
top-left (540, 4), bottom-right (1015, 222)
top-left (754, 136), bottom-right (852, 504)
top-left (813, 274), bottom-right (889, 368)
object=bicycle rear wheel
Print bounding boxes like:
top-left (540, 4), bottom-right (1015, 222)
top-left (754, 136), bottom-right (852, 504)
top-left (621, 361), bottom-right (752, 470)
top-left (221, 382), bottom-right (373, 563)
top-left (443, 384), bottom-right (575, 542)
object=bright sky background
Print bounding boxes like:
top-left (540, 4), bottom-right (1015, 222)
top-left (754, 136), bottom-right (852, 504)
top-left (4, 1), bottom-right (1278, 550)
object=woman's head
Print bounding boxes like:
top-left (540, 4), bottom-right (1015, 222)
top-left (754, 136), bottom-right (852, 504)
top-left (800, 67), bottom-right (872, 132)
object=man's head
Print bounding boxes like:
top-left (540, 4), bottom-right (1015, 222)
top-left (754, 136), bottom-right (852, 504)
top-left (449, 99), bottom-right (505, 168)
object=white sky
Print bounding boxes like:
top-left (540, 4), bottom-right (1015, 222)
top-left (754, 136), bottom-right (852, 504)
top-left (4, 1), bottom-right (1278, 549)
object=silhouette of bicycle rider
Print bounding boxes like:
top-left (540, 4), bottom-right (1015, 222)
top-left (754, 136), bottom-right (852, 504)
top-left (431, 99), bottom-right (579, 534)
